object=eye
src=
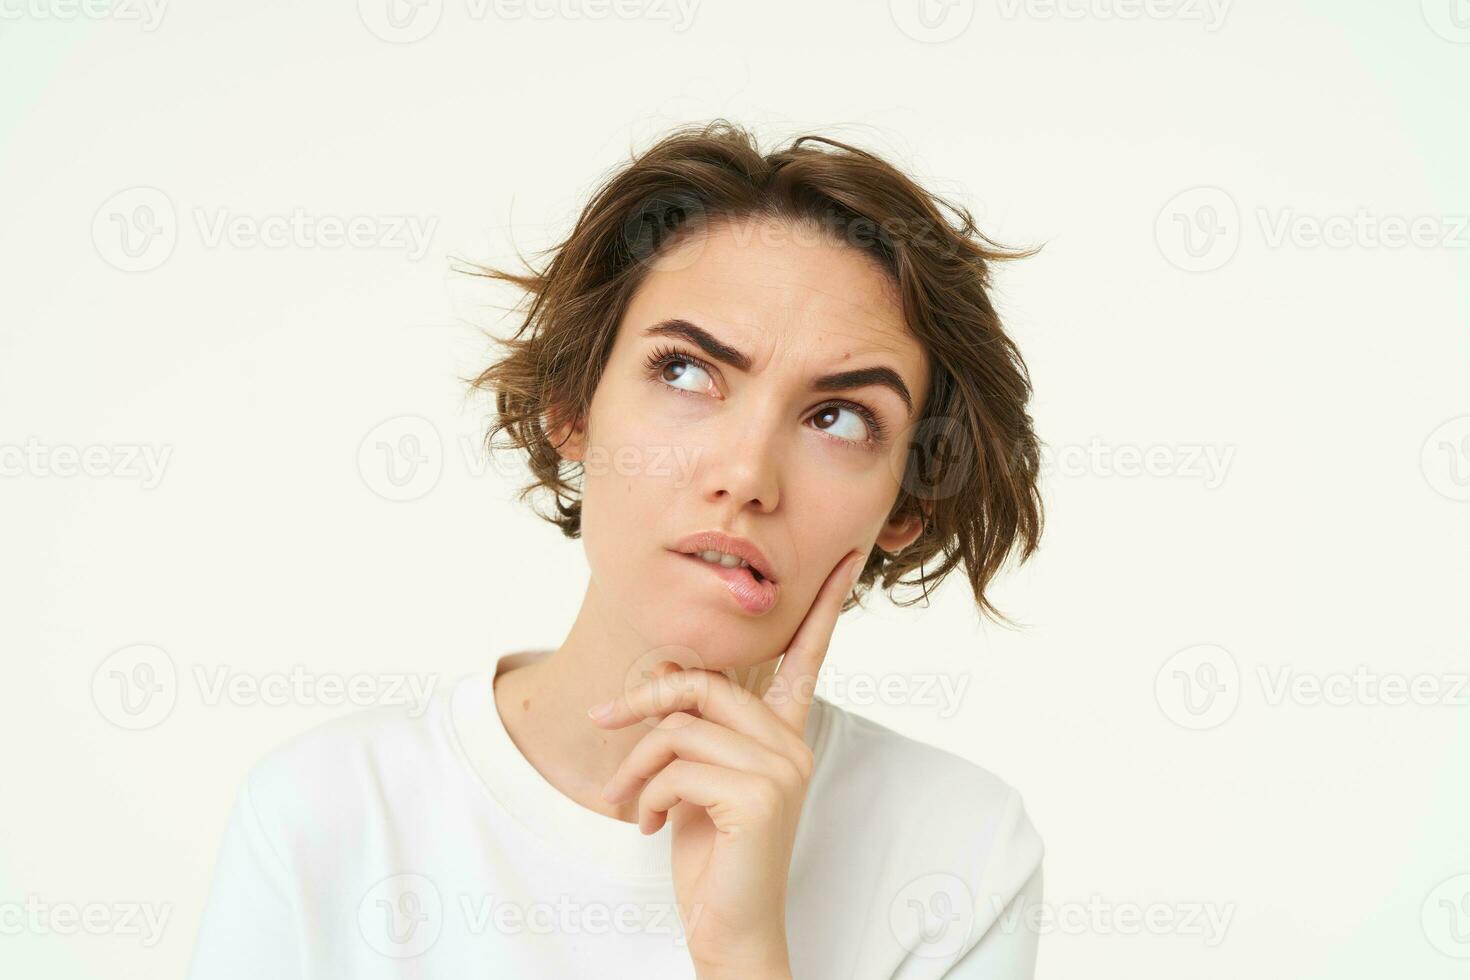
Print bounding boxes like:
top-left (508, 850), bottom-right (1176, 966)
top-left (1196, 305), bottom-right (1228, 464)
top-left (645, 347), bottom-right (717, 397)
top-left (810, 403), bottom-right (885, 447)
top-left (643, 344), bottom-right (888, 450)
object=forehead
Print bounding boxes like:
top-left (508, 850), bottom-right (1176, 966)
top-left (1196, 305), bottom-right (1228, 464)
top-left (622, 215), bottom-right (925, 383)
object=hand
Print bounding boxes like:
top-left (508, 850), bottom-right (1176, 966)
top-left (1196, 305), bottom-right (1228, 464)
top-left (587, 548), bottom-right (867, 978)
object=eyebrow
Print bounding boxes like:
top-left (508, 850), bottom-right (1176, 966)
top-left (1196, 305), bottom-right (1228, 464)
top-left (641, 318), bottom-right (915, 417)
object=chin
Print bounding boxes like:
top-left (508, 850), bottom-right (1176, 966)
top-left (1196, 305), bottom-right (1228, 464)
top-left (625, 606), bottom-right (772, 675)
top-left (605, 552), bottom-right (780, 669)
top-left (640, 626), bottom-right (752, 670)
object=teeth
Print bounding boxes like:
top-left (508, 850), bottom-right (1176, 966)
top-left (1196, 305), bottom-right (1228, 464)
top-left (697, 549), bottom-right (750, 570)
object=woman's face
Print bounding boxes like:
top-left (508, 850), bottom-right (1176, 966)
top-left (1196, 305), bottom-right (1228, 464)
top-left (559, 215), bottom-right (930, 670)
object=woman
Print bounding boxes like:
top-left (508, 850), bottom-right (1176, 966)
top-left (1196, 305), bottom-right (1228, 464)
top-left (188, 120), bottom-right (1046, 979)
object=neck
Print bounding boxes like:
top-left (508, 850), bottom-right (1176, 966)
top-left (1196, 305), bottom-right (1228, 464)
top-left (493, 577), bottom-right (779, 824)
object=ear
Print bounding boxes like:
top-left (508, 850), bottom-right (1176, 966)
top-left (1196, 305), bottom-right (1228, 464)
top-left (545, 403), bottom-right (588, 463)
top-left (874, 500), bottom-right (931, 555)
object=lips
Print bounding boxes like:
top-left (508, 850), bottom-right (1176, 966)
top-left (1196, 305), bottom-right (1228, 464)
top-left (667, 530), bottom-right (778, 584)
top-left (667, 530), bottom-right (781, 616)
top-left (674, 551), bottom-right (780, 616)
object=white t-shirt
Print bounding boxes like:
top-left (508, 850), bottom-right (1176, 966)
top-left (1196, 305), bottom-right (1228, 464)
top-left (187, 647), bottom-right (1044, 979)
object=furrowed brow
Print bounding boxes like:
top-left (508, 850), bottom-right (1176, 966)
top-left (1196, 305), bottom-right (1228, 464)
top-left (812, 366), bottom-right (913, 417)
top-left (642, 319), bottom-right (752, 371)
top-left (642, 318), bottom-right (914, 417)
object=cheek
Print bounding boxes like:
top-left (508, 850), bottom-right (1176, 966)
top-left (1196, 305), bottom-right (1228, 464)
top-left (578, 427), bottom-right (695, 570)
top-left (772, 474), bottom-right (886, 590)
top-left (583, 415), bottom-right (701, 502)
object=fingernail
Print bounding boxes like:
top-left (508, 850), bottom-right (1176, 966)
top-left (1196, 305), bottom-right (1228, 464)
top-left (848, 555), bottom-right (865, 586)
top-left (600, 779), bottom-right (620, 801)
top-left (587, 700), bottom-right (614, 720)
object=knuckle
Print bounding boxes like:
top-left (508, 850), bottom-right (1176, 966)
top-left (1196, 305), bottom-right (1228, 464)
top-left (685, 672), bottom-right (718, 709)
top-left (774, 754), bottom-right (806, 789)
top-left (790, 744), bottom-right (816, 781)
top-left (651, 677), bottom-right (687, 710)
top-left (747, 776), bottom-right (784, 816)
top-left (657, 711), bottom-right (697, 730)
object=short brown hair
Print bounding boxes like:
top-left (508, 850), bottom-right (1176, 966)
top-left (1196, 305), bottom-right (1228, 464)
top-left (460, 120), bottom-right (1043, 624)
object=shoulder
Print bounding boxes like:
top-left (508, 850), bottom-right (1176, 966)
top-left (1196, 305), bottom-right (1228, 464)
top-left (233, 678), bottom-right (462, 851)
top-left (806, 695), bottom-right (1044, 900)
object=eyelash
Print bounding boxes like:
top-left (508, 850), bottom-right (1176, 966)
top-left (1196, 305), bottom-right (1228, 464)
top-left (642, 344), bottom-right (889, 449)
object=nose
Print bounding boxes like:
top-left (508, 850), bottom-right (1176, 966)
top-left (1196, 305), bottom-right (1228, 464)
top-left (698, 408), bottom-right (783, 514)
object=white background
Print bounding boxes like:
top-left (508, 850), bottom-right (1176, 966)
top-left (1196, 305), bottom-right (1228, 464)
top-left (2, 1), bottom-right (1467, 977)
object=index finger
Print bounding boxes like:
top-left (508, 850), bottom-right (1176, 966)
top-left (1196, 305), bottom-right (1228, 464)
top-left (765, 548), bottom-right (865, 731)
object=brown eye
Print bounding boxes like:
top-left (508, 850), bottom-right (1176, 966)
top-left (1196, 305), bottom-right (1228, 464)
top-left (646, 349), bottom-right (715, 396)
top-left (811, 404), bottom-right (874, 444)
